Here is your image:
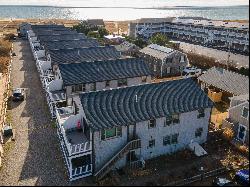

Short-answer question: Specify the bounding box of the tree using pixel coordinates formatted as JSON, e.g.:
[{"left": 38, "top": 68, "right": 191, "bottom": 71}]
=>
[
  {"left": 87, "top": 31, "right": 100, "bottom": 39},
  {"left": 98, "top": 27, "right": 109, "bottom": 38},
  {"left": 134, "top": 38, "right": 148, "bottom": 48},
  {"left": 149, "top": 33, "right": 170, "bottom": 46}
]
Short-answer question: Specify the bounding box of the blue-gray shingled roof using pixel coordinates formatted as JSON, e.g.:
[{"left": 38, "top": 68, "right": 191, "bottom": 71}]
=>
[
  {"left": 49, "top": 46, "right": 121, "bottom": 66},
  {"left": 35, "top": 30, "right": 78, "bottom": 37},
  {"left": 31, "top": 24, "right": 65, "bottom": 29},
  {"left": 80, "top": 78, "right": 214, "bottom": 131},
  {"left": 38, "top": 33, "right": 86, "bottom": 42},
  {"left": 59, "top": 58, "right": 151, "bottom": 86},
  {"left": 42, "top": 39, "right": 100, "bottom": 50},
  {"left": 198, "top": 67, "right": 249, "bottom": 96}
]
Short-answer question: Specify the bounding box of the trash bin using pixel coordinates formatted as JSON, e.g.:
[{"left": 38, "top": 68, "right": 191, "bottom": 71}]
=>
[{"left": 3, "top": 125, "right": 13, "bottom": 137}]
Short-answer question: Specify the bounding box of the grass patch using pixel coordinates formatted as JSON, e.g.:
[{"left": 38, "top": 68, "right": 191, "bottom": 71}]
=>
[{"left": 5, "top": 110, "right": 13, "bottom": 125}]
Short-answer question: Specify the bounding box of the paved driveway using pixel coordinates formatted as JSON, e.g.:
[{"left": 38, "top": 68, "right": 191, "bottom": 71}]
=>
[{"left": 0, "top": 39, "right": 90, "bottom": 186}]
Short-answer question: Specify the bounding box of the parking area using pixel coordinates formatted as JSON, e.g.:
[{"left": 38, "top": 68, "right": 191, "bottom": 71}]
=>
[{"left": 0, "top": 39, "right": 92, "bottom": 186}]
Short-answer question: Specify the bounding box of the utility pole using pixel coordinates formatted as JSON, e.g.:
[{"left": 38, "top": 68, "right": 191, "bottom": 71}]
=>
[{"left": 227, "top": 42, "right": 231, "bottom": 70}]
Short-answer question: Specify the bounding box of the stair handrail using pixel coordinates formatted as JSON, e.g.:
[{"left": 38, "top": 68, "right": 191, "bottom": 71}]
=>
[{"left": 94, "top": 138, "right": 140, "bottom": 178}]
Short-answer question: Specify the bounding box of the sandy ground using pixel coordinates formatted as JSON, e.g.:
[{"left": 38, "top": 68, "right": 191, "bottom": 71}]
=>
[{"left": 0, "top": 18, "right": 129, "bottom": 36}]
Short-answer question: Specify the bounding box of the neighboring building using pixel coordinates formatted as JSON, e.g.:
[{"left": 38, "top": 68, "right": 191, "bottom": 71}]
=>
[
  {"left": 115, "top": 41, "right": 141, "bottom": 56},
  {"left": 128, "top": 17, "right": 249, "bottom": 54},
  {"left": 55, "top": 78, "right": 213, "bottom": 181},
  {"left": 41, "top": 39, "right": 100, "bottom": 51},
  {"left": 104, "top": 34, "right": 125, "bottom": 44},
  {"left": 198, "top": 67, "right": 249, "bottom": 102},
  {"left": 87, "top": 19, "right": 105, "bottom": 28},
  {"left": 18, "top": 22, "right": 31, "bottom": 37},
  {"left": 139, "top": 44, "right": 189, "bottom": 78},
  {"left": 38, "top": 33, "right": 86, "bottom": 42},
  {"left": 54, "top": 57, "right": 151, "bottom": 105},
  {"left": 47, "top": 46, "right": 122, "bottom": 72},
  {"left": 222, "top": 94, "right": 249, "bottom": 146},
  {"left": 34, "top": 30, "right": 78, "bottom": 37}
]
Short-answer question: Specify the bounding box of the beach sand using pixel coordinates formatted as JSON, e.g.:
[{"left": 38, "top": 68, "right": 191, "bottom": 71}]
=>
[{"left": 0, "top": 18, "right": 129, "bottom": 36}]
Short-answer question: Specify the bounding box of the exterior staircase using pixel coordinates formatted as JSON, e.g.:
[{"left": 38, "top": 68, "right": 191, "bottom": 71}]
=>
[{"left": 94, "top": 138, "right": 141, "bottom": 181}]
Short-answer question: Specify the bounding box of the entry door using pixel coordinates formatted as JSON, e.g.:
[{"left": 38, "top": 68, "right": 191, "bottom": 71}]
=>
[
  {"left": 238, "top": 124, "right": 247, "bottom": 143},
  {"left": 167, "top": 67, "right": 171, "bottom": 74}
]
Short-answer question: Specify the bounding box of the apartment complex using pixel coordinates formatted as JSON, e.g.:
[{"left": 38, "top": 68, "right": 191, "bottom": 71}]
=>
[
  {"left": 128, "top": 17, "right": 249, "bottom": 54},
  {"left": 57, "top": 78, "right": 213, "bottom": 180},
  {"left": 26, "top": 23, "right": 213, "bottom": 181}
]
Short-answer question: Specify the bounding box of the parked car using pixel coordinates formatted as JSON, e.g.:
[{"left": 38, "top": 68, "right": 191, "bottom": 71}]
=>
[
  {"left": 12, "top": 88, "right": 25, "bottom": 102},
  {"left": 212, "top": 177, "right": 235, "bottom": 186},
  {"left": 182, "top": 66, "right": 202, "bottom": 78},
  {"left": 234, "top": 169, "right": 249, "bottom": 186}
]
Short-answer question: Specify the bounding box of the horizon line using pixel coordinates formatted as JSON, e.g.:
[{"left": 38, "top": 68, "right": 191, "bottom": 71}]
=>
[{"left": 0, "top": 4, "right": 248, "bottom": 9}]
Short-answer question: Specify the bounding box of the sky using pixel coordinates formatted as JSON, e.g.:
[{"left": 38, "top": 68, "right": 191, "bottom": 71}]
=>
[{"left": 0, "top": 0, "right": 249, "bottom": 7}]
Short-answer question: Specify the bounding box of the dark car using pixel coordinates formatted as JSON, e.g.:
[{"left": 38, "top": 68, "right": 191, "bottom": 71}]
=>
[
  {"left": 235, "top": 169, "right": 249, "bottom": 186},
  {"left": 212, "top": 177, "right": 235, "bottom": 186},
  {"left": 12, "top": 88, "right": 25, "bottom": 102}
]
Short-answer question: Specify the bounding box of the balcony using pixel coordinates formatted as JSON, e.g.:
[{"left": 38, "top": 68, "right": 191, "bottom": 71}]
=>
[
  {"left": 65, "top": 128, "right": 92, "bottom": 155},
  {"left": 71, "top": 164, "right": 92, "bottom": 180}
]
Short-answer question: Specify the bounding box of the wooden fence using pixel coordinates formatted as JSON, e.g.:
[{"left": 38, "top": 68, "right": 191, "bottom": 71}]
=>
[{"left": 163, "top": 167, "right": 228, "bottom": 186}]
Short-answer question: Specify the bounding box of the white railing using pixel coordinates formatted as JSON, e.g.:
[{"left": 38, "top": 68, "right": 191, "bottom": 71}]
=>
[
  {"left": 71, "top": 164, "right": 92, "bottom": 178},
  {"left": 70, "top": 141, "right": 92, "bottom": 155},
  {"left": 59, "top": 125, "right": 92, "bottom": 156}
]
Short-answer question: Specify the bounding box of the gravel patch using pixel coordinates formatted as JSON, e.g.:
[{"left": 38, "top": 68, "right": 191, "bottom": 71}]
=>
[{"left": 0, "top": 39, "right": 92, "bottom": 186}]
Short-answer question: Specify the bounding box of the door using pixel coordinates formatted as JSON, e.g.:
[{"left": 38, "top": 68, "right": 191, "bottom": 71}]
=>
[{"left": 237, "top": 124, "right": 247, "bottom": 143}]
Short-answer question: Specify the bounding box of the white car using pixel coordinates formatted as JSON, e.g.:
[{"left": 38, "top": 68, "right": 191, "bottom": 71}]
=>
[{"left": 182, "top": 67, "right": 202, "bottom": 78}]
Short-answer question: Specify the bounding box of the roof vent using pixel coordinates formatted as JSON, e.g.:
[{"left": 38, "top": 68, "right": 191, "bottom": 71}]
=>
[{"left": 135, "top": 94, "right": 139, "bottom": 103}]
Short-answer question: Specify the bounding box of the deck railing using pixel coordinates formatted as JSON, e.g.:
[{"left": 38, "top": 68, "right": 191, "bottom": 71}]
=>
[
  {"left": 70, "top": 141, "right": 92, "bottom": 155},
  {"left": 71, "top": 164, "right": 92, "bottom": 178}
]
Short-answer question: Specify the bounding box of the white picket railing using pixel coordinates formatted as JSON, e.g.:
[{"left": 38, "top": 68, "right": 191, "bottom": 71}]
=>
[
  {"left": 70, "top": 141, "right": 92, "bottom": 155},
  {"left": 71, "top": 164, "right": 92, "bottom": 178}
]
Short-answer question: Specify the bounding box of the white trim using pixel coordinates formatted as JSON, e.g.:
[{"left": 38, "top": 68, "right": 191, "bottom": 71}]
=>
[
  {"left": 237, "top": 124, "right": 247, "bottom": 143},
  {"left": 241, "top": 106, "right": 249, "bottom": 119}
]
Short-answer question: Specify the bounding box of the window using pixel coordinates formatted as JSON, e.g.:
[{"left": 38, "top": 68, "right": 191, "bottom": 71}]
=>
[
  {"left": 172, "top": 114, "right": 180, "bottom": 124},
  {"left": 148, "top": 139, "right": 155, "bottom": 148},
  {"left": 118, "top": 78, "right": 127, "bottom": 87},
  {"left": 105, "top": 80, "right": 110, "bottom": 87},
  {"left": 242, "top": 107, "right": 249, "bottom": 119},
  {"left": 90, "top": 83, "right": 96, "bottom": 91},
  {"left": 141, "top": 76, "right": 147, "bottom": 83},
  {"left": 101, "top": 127, "right": 122, "bottom": 140},
  {"left": 163, "top": 135, "right": 171, "bottom": 146},
  {"left": 195, "top": 128, "right": 203, "bottom": 138},
  {"left": 171, "top": 133, "right": 179, "bottom": 144},
  {"left": 148, "top": 119, "right": 156, "bottom": 128},
  {"left": 72, "top": 84, "right": 85, "bottom": 93},
  {"left": 197, "top": 109, "right": 205, "bottom": 118},
  {"left": 164, "top": 116, "right": 172, "bottom": 126}
]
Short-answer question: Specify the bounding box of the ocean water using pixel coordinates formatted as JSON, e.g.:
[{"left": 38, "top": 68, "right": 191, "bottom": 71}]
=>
[{"left": 0, "top": 5, "right": 249, "bottom": 21}]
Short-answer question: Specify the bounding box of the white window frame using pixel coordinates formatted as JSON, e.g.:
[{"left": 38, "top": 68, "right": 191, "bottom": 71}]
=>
[
  {"left": 100, "top": 127, "right": 122, "bottom": 141},
  {"left": 241, "top": 107, "right": 249, "bottom": 119},
  {"left": 237, "top": 124, "right": 247, "bottom": 143}
]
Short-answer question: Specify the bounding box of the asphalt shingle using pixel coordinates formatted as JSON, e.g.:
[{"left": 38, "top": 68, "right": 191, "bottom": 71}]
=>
[
  {"left": 49, "top": 46, "right": 121, "bottom": 66},
  {"left": 198, "top": 67, "right": 249, "bottom": 96},
  {"left": 80, "top": 78, "right": 213, "bottom": 131},
  {"left": 42, "top": 39, "right": 100, "bottom": 50},
  {"left": 59, "top": 57, "right": 151, "bottom": 86}
]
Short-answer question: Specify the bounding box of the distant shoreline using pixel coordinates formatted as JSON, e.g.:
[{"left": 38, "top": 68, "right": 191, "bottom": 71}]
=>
[{"left": 0, "top": 4, "right": 248, "bottom": 9}]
